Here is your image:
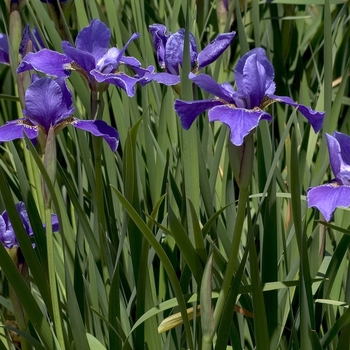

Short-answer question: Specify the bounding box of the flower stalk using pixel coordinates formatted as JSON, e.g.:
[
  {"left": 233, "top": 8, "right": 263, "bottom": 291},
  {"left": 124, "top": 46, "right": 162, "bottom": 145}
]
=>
[
  {"left": 212, "top": 134, "right": 254, "bottom": 340},
  {"left": 45, "top": 207, "right": 65, "bottom": 349}
]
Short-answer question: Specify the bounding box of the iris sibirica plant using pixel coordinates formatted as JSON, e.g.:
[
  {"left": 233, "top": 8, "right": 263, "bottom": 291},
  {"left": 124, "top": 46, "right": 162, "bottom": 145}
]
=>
[
  {"left": 138, "top": 24, "right": 235, "bottom": 87},
  {"left": 0, "top": 74, "right": 119, "bottom": 151},
  {"left": 175, "top": 48, "right": 325, "bottom": 146},
  {"left": 17, "top": 19, "right": 141, "bottom": 96},
  {"left": 0, "top": 202, "right": 59, "bottom": 249},
  {"left": 307, "top": 132, "right": 350, "bottom": 222}
]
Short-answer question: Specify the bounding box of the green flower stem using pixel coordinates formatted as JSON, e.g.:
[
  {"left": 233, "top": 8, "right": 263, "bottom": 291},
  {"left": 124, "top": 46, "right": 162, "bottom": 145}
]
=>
[
  {"left": 23, "top": 146, "right": 45, "bottom": 216},
  {"left": 91, "top": 91, "right": 109, "bottom": 285},
  {"left": 212, "top": 187, "right": 249, "bottom": 328},
  {"left": 45, "top": 207, "right": 65, "bottom": 349},
  {"left": 92, "top": 136, "right": 106, "bottom": 229},
  {"left": 212, "top": 135, "right": 254, "bottom": 340},
  {"left": 90, "top": 91, "right": 105, "bottom": 121}
]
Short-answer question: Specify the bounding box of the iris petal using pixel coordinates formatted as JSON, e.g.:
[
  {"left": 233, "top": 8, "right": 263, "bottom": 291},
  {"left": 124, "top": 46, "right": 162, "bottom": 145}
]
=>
[
  {"left": 240, "top": 54, "right": 270, "bottom": 107},
  {"left": 119, "top": 56, "right": 142, "bottom": 69},
  {"left": 74, "top": 18, "right": 110, "bottom": 61},
  {"left": 17, "top": 49, "right": 72, "bottom": 76},
  {"left": 271, "top": 95, "right": 325, "bottom": 133},
  {"left": 235, "top": 48, "right": 275, "bottom": 96},
  {"left": 174, "top": 99, "right": 223, "bottom": 129},
  {"left": 165, "top": 29, "right": 197, "bottom": 75},
  {"left": 0, "top": 202, "right": 59, "bottom": 248},
  {"left": 307, "top": 184, "right": 350, "bottom": 222},
  {"left": 62, "top": 41, "right": 96, "bottom": 76},
  {"left": 333, "top": 131, "right": 350, "bottom": 166},
  {"left": 149, "top": 24, "right": 168, "bottom": 68},
  {"left": 0, "top": 216, "right": 7, "bottom": 247},
  {"left": 189, "top": 72, "right": 234, "bottom": 103},
  {"left": 197, "top": 32, "right": 235, "bottom": 69},
  {"left": 139, "top": 72, "right": 180, "bottom": 86},
  {"left": 0, "top": 120, "right": 38, "bottom": 142},
  {"left": 208, "top": 105, "right": 271, "bottom": 146},
  {"left": 23, "top": 77, "right": 73, "bottom": 130},
  {"left": 91, "top": 70, "right": 138, "bottom": 97},
  {"left": 72, "top": 119, "right": 119, "bottom": 151},
  {"left": 326, "top": 133, "right": 342, "bottom": 178},
  {"left": 115, "top": 33, "right": 140, "bottom": 63},
  {"left": 53, "top": 78, "right": 74, "bottom": 120}
]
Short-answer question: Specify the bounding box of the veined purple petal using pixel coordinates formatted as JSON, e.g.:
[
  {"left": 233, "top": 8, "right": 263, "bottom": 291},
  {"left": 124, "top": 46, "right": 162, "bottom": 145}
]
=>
[
  {"left": 0, "top": 34, "right": 9, "bottom": 65},
  {"left": 332, "top": 131, "right": 350, "bottom": 166},
  {"left": 17, "top": 49, "right": 72, "bottom": 76},
  {"left": 96, "top": 47, "right": 120, "bottom": 73},
  {"left": 0, "top": 201, "right": 59, "bottom": 249},
  {"left": 62, "top": 41, "right": 96, "bottom": 76},
  {"left": 0, "top": 215, "right": 12, "bottom": 248},
  {"left": 307, "top": 183, "right": 350, "bottom": 222},
  {"left": 165, "top": 29, "right": 197, "bottom": 75},
  {"left": 197, "top": 32, "right": 235, "bottom": 69},
  {"left": 238, "top": 53, "right": 274, "bottom": 107},
  {"left": 75, "top": 19, "right": 110, "bottom": 61},
  {"left": 174, "top": 99, "right": 223, "bottom": 129},
  {"left": 127, "top": 64, "right": 155, "bottom": 79},
  {"left": 115, "top": 33, "right": 140, "bottom": 63},
  {"left": 326, "top": 133, "right": 342, "bottom": 179},
  {"left": 72, "top": 119, "right": 119, "bottom": 151},
  {"left": 235, "top": 48, "right": 275, "bottom": 96},
  {"left": 0, "top": 215, "right": 5, "bottom": 234},
  {"left": 208, "top": 105, "right": 271, "bottom": 146},
  {"left": 52, "top": 77, "right": 75, "bottom": 124},
  {"left": 149, "top": 24, "right": 169, "bottom": 68},
  {"left": 96, "top": 36, "right": 141, "bottom": 74},
  {"left": 23, "top": 77, "right": 74, "bottom": 131},
  {"left": 140, "top": 72, "right": 180, "bottom": 86},
  {"left": 0, "top": 213, "right": 17, "bottom": 248},
  {"left": 271, "top": 95, "right": 325, "bottom": 133},
  {"left": 119, "top": 55, "right": 142, "bottom": 69},
  {"left": 189, "top": 72, "right": 234, "bottom": 103},
  {"left": 91, "top": 70, "right": 138, "bottom": 97},
  {"left": 0, "top": 120, "right": 38, "bottom": 142}
]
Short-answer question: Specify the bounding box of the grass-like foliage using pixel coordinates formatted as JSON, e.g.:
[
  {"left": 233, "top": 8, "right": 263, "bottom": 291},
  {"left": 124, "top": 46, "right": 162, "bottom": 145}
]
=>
[{"left": 0, "top": 0, "right": 349, "bottom": 349}]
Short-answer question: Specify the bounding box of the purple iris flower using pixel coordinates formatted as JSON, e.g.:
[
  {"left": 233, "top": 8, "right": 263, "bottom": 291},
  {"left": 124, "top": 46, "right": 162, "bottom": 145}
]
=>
[
  {"left": 307, "top": 132, "right": 350, "bottom": 222},
  {"left": 0, "top": 75, "right": 119, "bottom": 151},
  {"left": 0, "top": 202, "right": 59, "bottom": 249},
  {"left": 174, "top": 48, "right": 325, "bottom": 146},
  {"left": 17, "top": 19, "right": 141, "bottom": 96},
  {"left": 138, "top": 24, "right": 235, "bottom": 86}
]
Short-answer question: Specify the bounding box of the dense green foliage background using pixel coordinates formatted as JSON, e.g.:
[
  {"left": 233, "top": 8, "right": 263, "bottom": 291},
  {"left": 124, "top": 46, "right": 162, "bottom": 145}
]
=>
[{"left": 0, "top": 0, "right": 350, "bottom": 349}]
